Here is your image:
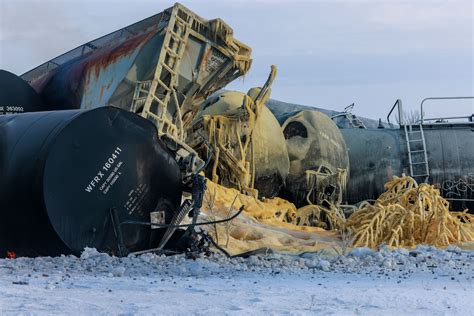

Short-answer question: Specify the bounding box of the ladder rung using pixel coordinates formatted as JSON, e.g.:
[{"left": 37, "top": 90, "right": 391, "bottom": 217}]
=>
[
  {"left": 412, "top": 174, "right": 429, "bottom": 177},
  {"left": 409, "top": 139, "right": 423, "bottom": 142},
  {"left": 169, "top": 31, "right": 185, "bottom": 42},
  {"left": 157, "top": 79, "right": 171, "bottom": 91},
  {"left": 134, "top": 98, "right": 146, "bottom": 105},
  {"left": 408, "top": 131, "right": 421, "bottom": 134},
  {"left": 164, "top": 46, "right": 179, "bottom": 57},
  {"left": 174, "top": 15, "right": 189, "bottom": 26},
  {"left": 165, "top": 45, "right": 183, "bottom": 58},
  {"left": 411, "top": 162, "right": 427, "bottom": 165},
  {"left": 145, "top": 111, "right": 161, "bottom": 121},
  {"left": 410, "top": 150, "right": 425, "bottom": 153},
  {"left": 161, "top": 62, "right": 177, "bottom": 75},
  {"left": 174, "top": 19, "right": 186, "bottom": 30},
  {"left": 153, "top": 95, "right": 167, "bottom": 107}
]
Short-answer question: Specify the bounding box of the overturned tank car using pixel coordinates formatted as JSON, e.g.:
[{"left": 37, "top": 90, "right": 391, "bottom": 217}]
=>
[
  {"left": 0, "top": 107, "right": 182, "bottom": 257},
  {"left": 0, "top": 70, "right": 46, "bottom": 114}
]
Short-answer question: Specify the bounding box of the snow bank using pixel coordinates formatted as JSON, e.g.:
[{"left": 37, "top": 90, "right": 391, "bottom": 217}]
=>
[
  {"left": 1, "top": 246, "right": 473, "bottom": 314},
  {"left": 1, "top": 245, "right": 471, "bottom": 279}
]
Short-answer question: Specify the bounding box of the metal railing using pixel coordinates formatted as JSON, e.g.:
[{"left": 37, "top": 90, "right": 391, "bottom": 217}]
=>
[
  {"left": 386, "top": 99, "right": 403, "bottom": 126},
  {"left": 420, "top": 96, "right": 474, "bottom": 123},
  {"left": 387, "top": 96, "right": 474, "bottom": 127}
]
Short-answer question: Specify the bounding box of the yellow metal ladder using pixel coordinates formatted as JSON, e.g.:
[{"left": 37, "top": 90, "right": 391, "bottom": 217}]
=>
[{"left": 131, "top": 6, "right": 193, "bottom": 141}]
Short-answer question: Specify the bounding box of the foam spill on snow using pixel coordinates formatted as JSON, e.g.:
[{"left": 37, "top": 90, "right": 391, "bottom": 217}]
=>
[{"left": 200, "top": 180, "right": 339, "bottom": 255}]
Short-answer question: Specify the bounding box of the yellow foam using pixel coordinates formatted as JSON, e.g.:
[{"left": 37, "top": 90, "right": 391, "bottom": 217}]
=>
[
  {"left": 201, "top": 179, "right": 339, "bottom": 255},
  {"left": 346, "top": 176, "right": 474, "bottom": 248}
]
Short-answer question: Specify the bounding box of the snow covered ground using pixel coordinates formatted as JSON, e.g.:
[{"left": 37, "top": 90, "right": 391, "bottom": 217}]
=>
[{"left": 1, "top": 246, "right": 473, "bottom": 315}]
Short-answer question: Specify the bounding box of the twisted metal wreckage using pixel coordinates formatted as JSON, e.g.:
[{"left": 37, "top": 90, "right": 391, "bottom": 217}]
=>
[{"left": 0, "top": 3, "right": 473, "bottom": 258}]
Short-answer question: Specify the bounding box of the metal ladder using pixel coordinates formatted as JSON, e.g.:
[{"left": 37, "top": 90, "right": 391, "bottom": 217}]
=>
[
  {"left": 131, "top": 6, "right": 193, "bottom": 141},
  {"left": 404, "top": 123, "right": 430, "bottom": 183}
]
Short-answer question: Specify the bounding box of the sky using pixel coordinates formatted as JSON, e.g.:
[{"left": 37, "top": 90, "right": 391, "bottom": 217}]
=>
[{"left": 0, "top": 0, "right": 473, "bottom": 120}]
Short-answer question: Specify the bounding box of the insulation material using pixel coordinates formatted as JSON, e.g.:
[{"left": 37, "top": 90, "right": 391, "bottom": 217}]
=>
[
  {"left": 200, "top": 180, "right": 339, "bottom": 255},
  {"left": 346, "top": 176, "right": 474, "bottom": 248}
]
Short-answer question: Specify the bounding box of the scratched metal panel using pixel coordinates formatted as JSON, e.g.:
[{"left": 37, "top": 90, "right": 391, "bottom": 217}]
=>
[
  {"left": 31, "top": 29, "right": 159, "bottom": 111},
  {"left": 80, "top": 51, "right": 140, "bottom": 109}
]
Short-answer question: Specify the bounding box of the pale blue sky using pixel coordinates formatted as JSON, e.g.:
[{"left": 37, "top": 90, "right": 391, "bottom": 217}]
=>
[{"left": 0, "top": 0, "right": 472, "bottom": 119}]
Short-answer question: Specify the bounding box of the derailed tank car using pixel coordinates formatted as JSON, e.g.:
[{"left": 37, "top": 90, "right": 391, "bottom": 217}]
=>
[
  {"left": 274, "top": 98, "right": 474, "bottom": 211},
  {"left": 278, "top": 110, "right": 349, "bottom": 207},
  {"left": 0, "top": 70, "right": 46, "bottom": 114},
  {"left": 270, "top": 98, "right": 474, "bottom": 211},
  {"left": 341, "top": 116, "right": 474, "bottom": 211},
  {"left": 0, "top": 107, "right": 182, "bottom": 257},
  {"left": 190, "top": 87, "right": 290, "bottom": 198}
]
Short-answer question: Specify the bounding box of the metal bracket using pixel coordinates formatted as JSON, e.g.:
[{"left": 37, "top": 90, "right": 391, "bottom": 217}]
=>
[
  {"left": 150, "top": 211, "right": 166, "bottom": 229},
  {"left": 109, "top": 208, "right": 130, "bottom": 257}
]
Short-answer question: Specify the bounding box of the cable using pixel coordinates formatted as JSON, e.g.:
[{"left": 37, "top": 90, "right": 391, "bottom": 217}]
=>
[
  {"left": 208, "top": 237, "right": 231, "bottom": 257},
  {"left": 120, "top": 205, "right": 245, "bottom": 229}
]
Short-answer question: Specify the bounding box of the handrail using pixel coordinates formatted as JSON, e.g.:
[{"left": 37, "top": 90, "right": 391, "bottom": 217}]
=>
[
  {"left": 330, "top": 113, "right": 349, "bottom": 119},
  {"left": 420, "top": 96, "right": 474, "bottom": 123},
  {"left": 386, "top": 99, "right": 403, "bottom": 127},
  {"left": 423, "top": 115, "right": 474, "bottom": 122}
]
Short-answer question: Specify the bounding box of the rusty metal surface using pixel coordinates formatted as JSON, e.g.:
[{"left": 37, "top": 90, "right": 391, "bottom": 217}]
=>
[
  {"left": 20, "top": 3, "right": 252, "bottom": 118},
  {"left": 21, "top": 10, "right": 168, "bottom": 84},
  {"left": 78, "top": 30, "right": 158, "bottom": 109},
  {"left": 32, "top": 29, "right": 158, "bottom": 111}
]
